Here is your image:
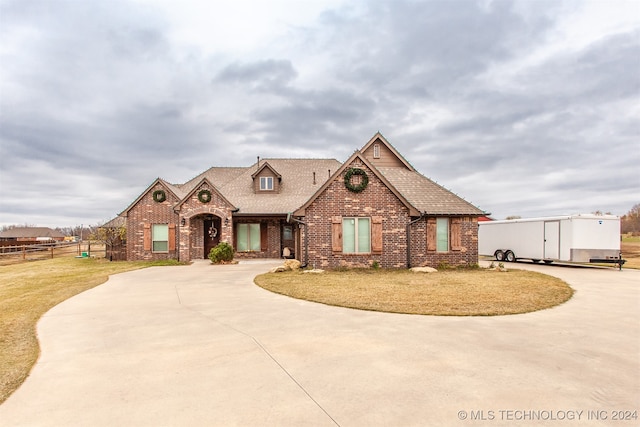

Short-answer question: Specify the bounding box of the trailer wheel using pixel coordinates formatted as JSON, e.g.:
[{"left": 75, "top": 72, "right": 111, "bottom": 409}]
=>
[
  {"left": 495, "top": 250, "right": 505, "bottom": 261},
  {"left": 532, "top": 259, "right": 540, "bottom": 263},
  {"left": 505, "top": 251, "right": 516, "bottom": 262},
  {"left": 543, "top": 260, "right": 553, "bottom": 264}
]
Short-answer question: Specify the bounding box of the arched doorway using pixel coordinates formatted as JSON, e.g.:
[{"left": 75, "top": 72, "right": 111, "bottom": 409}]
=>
[{"left": 203, "top": 215, "right": 221, "bottom": 258}]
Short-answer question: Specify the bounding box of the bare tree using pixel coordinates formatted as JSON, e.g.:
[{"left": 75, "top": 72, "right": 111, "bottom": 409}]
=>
[
  {"left": 621, "top": 204, "right": 640, "bottom": 234},
  {"left": 1, "top": 223, "right": 36, "bottom": 232},
  {"left": 90, "top": 220, "right": 126, "bottom": 260}
]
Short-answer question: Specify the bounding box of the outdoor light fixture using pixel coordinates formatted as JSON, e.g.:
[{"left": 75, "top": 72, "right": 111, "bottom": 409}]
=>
[
  {"left": 224, "top": 217, "right": 229, "bottom": 226},
  {"left": 181, "top": 218, "right": 186, "bottom": 226}
]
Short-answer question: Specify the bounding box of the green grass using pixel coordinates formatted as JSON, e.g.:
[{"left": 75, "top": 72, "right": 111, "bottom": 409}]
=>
[
  {"left": 0, "top": 257, "right": 181, "bottom": 404},
  {"left": 255, "top": 268, "right": 574, "bottom": 316}
]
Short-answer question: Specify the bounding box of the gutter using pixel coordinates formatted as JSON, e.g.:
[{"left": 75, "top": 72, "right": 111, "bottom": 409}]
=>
[{"left": 406, "top": 212, "right": 426, "bottom": 269}]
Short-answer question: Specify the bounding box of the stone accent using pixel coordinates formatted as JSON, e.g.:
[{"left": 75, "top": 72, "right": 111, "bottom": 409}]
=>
[{"left": 410, "top": 267, "right": 438, "bottom": 273}]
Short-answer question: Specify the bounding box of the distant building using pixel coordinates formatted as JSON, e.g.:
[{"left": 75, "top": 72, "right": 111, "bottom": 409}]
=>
[{"left": 0, "top": 227, "right": 65, "bottom": 242}]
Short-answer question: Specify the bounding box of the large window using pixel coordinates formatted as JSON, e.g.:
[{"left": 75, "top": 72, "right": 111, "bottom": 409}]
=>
[
  {"left": 342, "top": 217, "right": 371, "bottom": 253},
  {"left": 152, "top": 224, "right": 169, "bottom": 252},
  {"left": 237, "top": 223, "right": 261, "bottom": 251},
  {"left": 436, "top": 217, "right": 449, "bottom": 252},
  {"left": 260, "top": 176, "right": 273, "bottom": 191}
]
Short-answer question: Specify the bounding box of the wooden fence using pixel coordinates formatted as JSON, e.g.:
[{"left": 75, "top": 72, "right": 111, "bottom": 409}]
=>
[{"left": 0, "top": 241, "right": 108, "bottom": 266}]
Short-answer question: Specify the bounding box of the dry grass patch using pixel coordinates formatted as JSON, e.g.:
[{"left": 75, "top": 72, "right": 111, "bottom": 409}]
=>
[
  {"left": 255, "top": 268, "right": 573, "bottom": 316},
  {"left": 0, "top": 257, "right": 179, "bottom": 404},
  {"left": 621, "top": 238, "right": 640, "bottom": 269}
]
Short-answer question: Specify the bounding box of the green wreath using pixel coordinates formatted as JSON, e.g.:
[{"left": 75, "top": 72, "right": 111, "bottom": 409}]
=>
[
  {"left": 198, "top": 189, "right": 212, "bottom": 203},
  {"left": 344, "top": 168, "right": 369, "bottom": 193},
  {"left": 152, "top": 190, "right": 166, "bottom": 203}
]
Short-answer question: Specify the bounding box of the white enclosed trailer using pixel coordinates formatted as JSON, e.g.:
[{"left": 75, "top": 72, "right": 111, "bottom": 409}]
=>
[{"left": 478, "top": 214, "right": 624, "bottom": 267}]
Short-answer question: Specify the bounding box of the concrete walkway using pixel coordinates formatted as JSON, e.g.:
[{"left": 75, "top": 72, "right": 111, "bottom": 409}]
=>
[{"left": 1, "top": 260, "right": 638, "bottom": 426}]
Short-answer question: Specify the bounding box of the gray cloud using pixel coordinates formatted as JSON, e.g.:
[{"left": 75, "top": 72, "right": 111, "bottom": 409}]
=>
[
  {"left": 215, "top": 59, "right": 298, "bottom": 89},
  {"left": 1, "top": 0, "right": 638, "bottom": 227}
]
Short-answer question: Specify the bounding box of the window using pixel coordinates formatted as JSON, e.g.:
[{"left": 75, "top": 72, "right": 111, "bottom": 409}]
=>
[
  {"left": 436, "top": 217, "right": 449, "bottom": 252},
  {"left": 342, "top": 217, "right": 371, "bottom": 253},
  {"left": 373, "top": 143, "right": 380, "bottom": 159},
  {"left": 237, "top": 223, "right": 261, "bottom": 251},
  {"left": 152, "top": 224, "right": 169, "bottom": 252},
  {"left": 260, "top": 176, "right": 273, "bottom": 191},
  {"left": 283, "top": 226, "right": 293, "bottom": 240}
]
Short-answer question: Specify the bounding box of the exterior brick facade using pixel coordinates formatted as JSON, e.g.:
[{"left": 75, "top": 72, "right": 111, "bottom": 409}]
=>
[
  {"left": 301, "top": 159, "right": 480, "bottom": 269},
  {"left": 303, "top": 159, "right": 411, "bottom": 269},
  {"left": 126, "top": 182, "right": 180, "bottom": 261},
  {"left": 122, "top": 133, "right": 485, "bottom": 267}
]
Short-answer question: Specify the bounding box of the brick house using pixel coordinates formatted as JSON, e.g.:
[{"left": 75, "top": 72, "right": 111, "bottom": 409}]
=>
[{"left": 121, "top": 133, "right": 486, "bottom": 268}]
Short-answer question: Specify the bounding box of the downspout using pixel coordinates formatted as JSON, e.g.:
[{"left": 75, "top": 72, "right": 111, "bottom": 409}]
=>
[
  {"left": 406, "top": 212, "right": 426, "bottom": 269},
  {"left": 287, "top": 214, "right": 308, "bottom": 268},
  {"left": 174, "top": 208, "right": 181, "bottom": 262}
]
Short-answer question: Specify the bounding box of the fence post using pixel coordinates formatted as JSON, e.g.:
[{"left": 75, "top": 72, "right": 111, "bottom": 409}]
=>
[{"left": 23, "top": 245, "right": 26, "bottom": 260}]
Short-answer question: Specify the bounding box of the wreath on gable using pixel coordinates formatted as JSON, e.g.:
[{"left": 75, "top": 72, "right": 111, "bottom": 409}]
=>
[
  {"left": 344, "top": 168, "right": 369, "bottom": 193},
  {"left": 198, "top": 189, "right": 212, "bottom": 203},
  {"left": 152, "top": 190, "right": 166, "bottom": 203}
]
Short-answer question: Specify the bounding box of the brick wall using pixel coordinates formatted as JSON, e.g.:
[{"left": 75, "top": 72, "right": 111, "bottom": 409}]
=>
[
  {"left": 304, "top": 160, "right": 411, "bottom": 269},
  {"left": 126, "top": 183, "right": 180, "bottom": 261},
  {"left": 303, "top": 160, "right": 479, "bottom": 269},
  {"left": 234, "top": 217, "right": 283, "bottom": 259},
  {"left": 178, "top": 184, "right": 234, "bottom": 261},
  {"left": 409, "top": 216, "right": 479, "bottom": 268}
]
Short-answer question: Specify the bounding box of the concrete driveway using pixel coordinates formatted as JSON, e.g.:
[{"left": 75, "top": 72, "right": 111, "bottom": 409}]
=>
[{"left": 1, "top": 260, "right": 638, "bottom": 427}]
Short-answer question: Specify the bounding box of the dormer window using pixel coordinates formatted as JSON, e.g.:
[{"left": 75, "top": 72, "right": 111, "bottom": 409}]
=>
[
  {"left": 373, "top": 143, "right": 380, "bottom": 159},
  {"left": 260, "top": 176, "right": 274, "bottom": 191}
]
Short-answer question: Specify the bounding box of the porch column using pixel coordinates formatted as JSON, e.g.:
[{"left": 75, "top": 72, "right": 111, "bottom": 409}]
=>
[{"left": 178, "top": 217, "right": 191, "bottom": 261}]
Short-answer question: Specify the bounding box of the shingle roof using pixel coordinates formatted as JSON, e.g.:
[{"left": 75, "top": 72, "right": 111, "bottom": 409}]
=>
[
  {"left": 0, "top": 227, "right": 65, "bottom": 239},
  {"left": 213, "top": 159, "right": 341, "bottom": 214},
  {"left": 102, "top": 216, "right": 126, "bottom": 228},
  {"left": 377, "top": 167, "right": 485, "bottom": 216},
  {"left": 177, "top": 167, "right": 247, "bottom": 199},
  {"left": 152, "top": 159, "right": 341, "bottom": 215},
  {"left": 123, "top": 133, "right": 484, "bottom": 217}
]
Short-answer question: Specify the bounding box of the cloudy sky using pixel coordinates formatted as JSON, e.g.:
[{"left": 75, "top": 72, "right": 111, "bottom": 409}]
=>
[{"left": 1, "top": 0, "right": 638, "bottom": 228}]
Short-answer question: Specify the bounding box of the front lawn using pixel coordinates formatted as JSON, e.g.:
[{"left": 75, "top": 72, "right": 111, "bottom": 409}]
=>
[{"left": 255, "top": 268, "right": 574, "bottom": 316}]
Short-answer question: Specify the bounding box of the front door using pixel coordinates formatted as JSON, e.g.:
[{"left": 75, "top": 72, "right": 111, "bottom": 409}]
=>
[{"left": 204, "top": 217, "right": 221, "bottom": 258}]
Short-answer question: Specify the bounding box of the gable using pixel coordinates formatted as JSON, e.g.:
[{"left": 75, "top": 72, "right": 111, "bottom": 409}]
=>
[
  {"left": 223, "top": 158, "right": 341, "bottom": 214},
  {"left": 122, "top": 178, "right": 179, "bottom": 216},
  {"left": 174, "top": 177, "right": 236, "bottom": 212},
  {"left": 251, "top": 162, "right": 281, "bottom": 193},
  {"left": 360, "top": 132, "right": 414, "bottom": 170},
  {"left": 362, "top": 140, "right": 407, "bottom": 168},
  {"left": 294, "top": 151, "right": 420, "bottom": 217}
]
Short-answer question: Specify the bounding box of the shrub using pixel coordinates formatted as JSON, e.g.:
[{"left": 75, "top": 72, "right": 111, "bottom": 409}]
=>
[
  {"left": 208, "top": 242, "right": 234, "bottom": 264},
  {"left": 437, "top": 261, "right": 450, "bottom": 270}
]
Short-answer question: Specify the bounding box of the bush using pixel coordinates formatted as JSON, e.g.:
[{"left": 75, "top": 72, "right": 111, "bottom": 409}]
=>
[{"left": 208, "top": 242, "right": 234, "bottom": 264}]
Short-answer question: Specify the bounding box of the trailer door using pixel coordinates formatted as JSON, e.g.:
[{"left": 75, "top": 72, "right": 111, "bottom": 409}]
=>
[{"left": 544, "top": 221, "right": 560, "bottom": 259}]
